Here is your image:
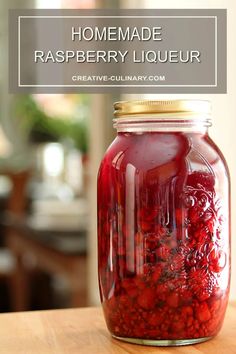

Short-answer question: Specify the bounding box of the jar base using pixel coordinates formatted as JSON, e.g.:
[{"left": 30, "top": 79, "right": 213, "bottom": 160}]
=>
[{"left": 112, "top": 335, "right": 213, "bottom": 347}]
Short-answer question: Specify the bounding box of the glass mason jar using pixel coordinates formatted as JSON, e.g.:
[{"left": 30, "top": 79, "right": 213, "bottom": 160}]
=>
[{"left": 97, "top": 100, "right": 230, "bottom": 346}]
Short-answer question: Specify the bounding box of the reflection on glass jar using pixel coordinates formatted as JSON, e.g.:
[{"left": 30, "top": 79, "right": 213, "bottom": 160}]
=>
[{"left": 97, "top": 100, "right": 230, "bottom": 346}]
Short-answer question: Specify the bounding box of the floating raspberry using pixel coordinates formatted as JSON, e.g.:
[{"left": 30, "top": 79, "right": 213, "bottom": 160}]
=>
[
  {"left": 156, "top": 245, "right": 171, "bottom": 261},
  {"left": 166, "top": 292, "right": 179, "bottom": 308},
  {"left": 187, "top": 172, "right": 215, "bottom": 190},
  {"left": 171, "top": 319, "right": 185, "bottom": 333},
  {"left": 152, "top": 265, "right": 162, "bottom": 282},
  {"left": 144, "top": 233, "right": 159, "bottom": 251},
  {"left": 137, "top": 288, "right": 156, "bottom": 310},
  {"left": 189, "top": 206, "right": 201, "bottom": 223},
  {"left": 156, "top": 283, "right": 168, "bottom": 301},
  {"left": 186, "top": 249, "right": 203, "bottom": 268},
  {"left": 134, "top": 277, "right": 147, "bottom": 290},
  {"left": 148, "top": 310, "right": 164, "bottom": 326},
  {"left": 141, "top": 263, "right": 155, "bottom": 278},
  {"left": 196, "top": 302, "right": 211, "bottom": 322},
  {"left": 188, "top": 268, "right": 216, "bottom": 301},
  {"left": 122, "top": 279, "right": 139, "bottom": 298},
  {"left": 181, "top": 306, "right": 193, "bottom": 317},
  {"left": 179, "top": 288, "right": 193, "bottom": 305},
  {"left": 194, "top": 227, "right": 210, "bottom": 243},
  {"left": 170, "top": 254, "right": 185, "bottom": 272}
]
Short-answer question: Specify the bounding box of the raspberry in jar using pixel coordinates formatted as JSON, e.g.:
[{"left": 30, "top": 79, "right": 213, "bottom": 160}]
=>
[{"left": 97, "top": 100, "right": 230, "bottom": 346}]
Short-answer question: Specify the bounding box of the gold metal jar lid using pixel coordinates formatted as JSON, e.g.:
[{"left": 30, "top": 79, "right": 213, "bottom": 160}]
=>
[{"left": 114, "top": 100, "right": 211, "bottom": 118}]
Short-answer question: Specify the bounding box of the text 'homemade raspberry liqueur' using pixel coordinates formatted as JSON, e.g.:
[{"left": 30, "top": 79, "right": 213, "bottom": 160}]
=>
[{"left": 97, "top": 100, "right": 230, "bottom": 346}]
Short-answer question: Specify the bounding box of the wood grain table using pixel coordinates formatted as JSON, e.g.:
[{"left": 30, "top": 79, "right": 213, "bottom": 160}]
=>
[{"left": 0, "top": 303, "right": 235, "bottom": 354}]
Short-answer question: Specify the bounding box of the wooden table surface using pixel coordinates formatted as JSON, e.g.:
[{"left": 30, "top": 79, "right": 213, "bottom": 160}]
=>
[{"left": 0, "top": 303, "right": 235, "bottom": 354}]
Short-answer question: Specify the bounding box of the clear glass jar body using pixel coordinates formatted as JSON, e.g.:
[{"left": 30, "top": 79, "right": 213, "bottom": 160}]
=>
[{"left": 97, "top": 116, "right": 230, "bottom": 346}]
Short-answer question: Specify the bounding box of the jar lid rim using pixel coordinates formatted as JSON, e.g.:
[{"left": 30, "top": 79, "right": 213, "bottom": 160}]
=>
[{"left": 114, "top": 99, "right": 211, "bottom": 118}]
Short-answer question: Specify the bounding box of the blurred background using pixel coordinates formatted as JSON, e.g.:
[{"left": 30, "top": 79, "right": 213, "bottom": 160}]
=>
[{"left": 0, "top": 0, "right": 235, "bottom": 312}]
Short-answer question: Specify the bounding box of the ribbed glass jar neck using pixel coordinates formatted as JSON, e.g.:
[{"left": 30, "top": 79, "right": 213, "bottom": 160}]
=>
[{"left": 114, "top": 114, "right": 211, "bottom": 133}]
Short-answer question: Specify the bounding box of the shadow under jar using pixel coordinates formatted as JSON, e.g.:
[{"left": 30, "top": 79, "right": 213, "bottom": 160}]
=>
[{"left": 97, "top": 100, "right": 230, "bottom": 346}]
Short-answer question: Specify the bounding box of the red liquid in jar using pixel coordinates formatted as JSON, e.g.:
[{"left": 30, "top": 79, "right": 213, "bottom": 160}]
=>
[{"left": 98, "top": 131, "right": 230, "bottom": 341}]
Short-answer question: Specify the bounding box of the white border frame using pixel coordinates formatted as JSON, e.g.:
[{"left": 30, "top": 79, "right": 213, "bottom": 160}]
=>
[{"left": 17, "top": 15, "right": 218, "bottom": 88}]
